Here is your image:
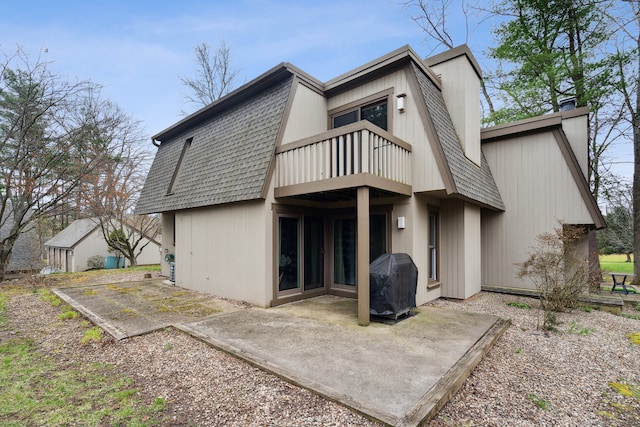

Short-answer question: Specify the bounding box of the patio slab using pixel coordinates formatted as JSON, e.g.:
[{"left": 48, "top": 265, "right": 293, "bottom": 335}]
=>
[{"left": 54, "top": 282, "right": 508, "bottom": 426}]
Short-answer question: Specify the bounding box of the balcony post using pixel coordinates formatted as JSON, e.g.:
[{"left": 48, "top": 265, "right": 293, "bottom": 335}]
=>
[{"left": 357, "top": 186, "right": 370, "bottom": 326}]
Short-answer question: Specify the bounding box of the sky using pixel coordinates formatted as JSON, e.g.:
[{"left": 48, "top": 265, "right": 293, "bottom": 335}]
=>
[{"left": 0, "top": 0, "right": 633, "bottom": 181}]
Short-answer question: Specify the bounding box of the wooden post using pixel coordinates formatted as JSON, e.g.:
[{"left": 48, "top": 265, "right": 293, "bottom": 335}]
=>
[{"left": 357, "top": 186, "right": 370, "bottom": 326}]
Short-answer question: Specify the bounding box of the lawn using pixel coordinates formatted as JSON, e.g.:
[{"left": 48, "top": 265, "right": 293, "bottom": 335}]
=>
[
  {"left": 0, "top": 277, "right": 166, "bottom": 426},
  {"left": 600, "top": 254, "right": 634, "bottom": 274}
]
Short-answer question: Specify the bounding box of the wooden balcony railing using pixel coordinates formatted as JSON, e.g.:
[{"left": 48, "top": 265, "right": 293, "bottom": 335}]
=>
[{"left": 274, "top": 121, "right": 412, "bottom": 197}]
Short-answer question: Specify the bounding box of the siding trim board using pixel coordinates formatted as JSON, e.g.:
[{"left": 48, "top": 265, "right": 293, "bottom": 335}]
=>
[{"left": 552, "top": 128, "right": 606, "bottom": 229}]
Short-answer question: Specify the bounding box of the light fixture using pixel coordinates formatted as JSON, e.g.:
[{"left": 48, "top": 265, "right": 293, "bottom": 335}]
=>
[
  {"left": 396, "top": 93, "right": 406, "bottom": 113},
  {"left": 397, "top": 216, "right": 406, "bottom": 229}
]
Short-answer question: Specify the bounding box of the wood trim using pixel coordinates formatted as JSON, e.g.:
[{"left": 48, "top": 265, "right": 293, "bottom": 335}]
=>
[
  {"left": 274, "top": 173, "right": 412, "bottom": 199},
  {"left": 325, "top": 45, "right": 442, "bottom": 93},
  {"left": 481, "top": 108, "right": 590, "bottom": 143},
  {"left": 551, "top": 128, "right": 606, "bottom": 229},
  {"left": 424, "top": 44, "right": 483, "bottom": 80},
  {"left": 357, "top": 187, "right": 370, "bottom": 326},
  {"left": 276, "top": 120, "right": 412, "bottom": 154},
  {"left": 261, "top": 76, "right": 298, "bottom": 199}
]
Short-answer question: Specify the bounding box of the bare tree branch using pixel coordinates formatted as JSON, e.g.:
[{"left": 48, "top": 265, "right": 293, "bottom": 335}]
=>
[{"left": 179, "top": 40, "right": 239, "bottom": 111}]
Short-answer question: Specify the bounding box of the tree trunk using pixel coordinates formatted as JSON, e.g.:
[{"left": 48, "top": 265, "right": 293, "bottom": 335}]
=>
[
  {"left": 627, "top": 252, "right": 632, "bottom": 263},
  {"left": 634, "top": 27, "right": 640, "bottom": 286},
  {"left": 0, "top": 248, "right": 11, "bottom": 283}
]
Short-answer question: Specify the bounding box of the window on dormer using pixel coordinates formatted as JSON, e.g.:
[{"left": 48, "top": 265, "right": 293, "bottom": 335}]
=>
[
  {"left": 331, "top": 100, "right": 388, "bottom": 131},
  {"left": 167, "top": 137, "right": 192, "bottom": 195}
]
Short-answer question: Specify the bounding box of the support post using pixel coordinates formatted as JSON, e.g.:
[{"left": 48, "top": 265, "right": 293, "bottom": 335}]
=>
[{"left": 357, "top": 186, "right": 370, "bottom": 326}]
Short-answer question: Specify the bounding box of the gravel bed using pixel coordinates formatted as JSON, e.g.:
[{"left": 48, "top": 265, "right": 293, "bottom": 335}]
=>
[{"left": 3, "top": 274, "right": 640, "bottom": 426}]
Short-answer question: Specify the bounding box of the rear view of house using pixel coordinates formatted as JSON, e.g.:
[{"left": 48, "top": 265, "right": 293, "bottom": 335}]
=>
[{"left": 136, "top": 45, "right": 603, "bottom": 324}]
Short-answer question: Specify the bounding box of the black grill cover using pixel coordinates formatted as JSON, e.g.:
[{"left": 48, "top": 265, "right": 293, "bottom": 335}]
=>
[{"left": 369, "top": 253, "right": 418, "bottom": 316}]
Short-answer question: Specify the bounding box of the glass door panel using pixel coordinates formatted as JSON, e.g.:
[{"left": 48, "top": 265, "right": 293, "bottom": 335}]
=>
[
  {"left": 333, "top": 218, "right": 356, "bottom": 286},
  {"left": 304, "top": 216, "right": 324, "bottom": 291},
  {"left": 278, "top": 217, "right": 300, "bottom": 292}
]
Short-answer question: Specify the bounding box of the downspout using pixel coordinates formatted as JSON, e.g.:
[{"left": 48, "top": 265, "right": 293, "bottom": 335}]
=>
[{"left": 152, "top": 138, "right": 160, "bottom": 147}]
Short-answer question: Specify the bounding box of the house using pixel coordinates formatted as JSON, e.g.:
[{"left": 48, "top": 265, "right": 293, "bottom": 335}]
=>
[
  {"left": 136, "top": 45, "right": 604, "bottom": 325},
  {"left": 0, "top": 211, "right": 42, "bottom": 273},
  {"left": 45, "top": 218, "right": 161, "bottom": 272}
]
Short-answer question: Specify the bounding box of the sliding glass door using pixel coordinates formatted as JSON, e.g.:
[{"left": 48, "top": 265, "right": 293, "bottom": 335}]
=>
[{"left": 278, "top": 215, "right": 325, "bottom": 294}]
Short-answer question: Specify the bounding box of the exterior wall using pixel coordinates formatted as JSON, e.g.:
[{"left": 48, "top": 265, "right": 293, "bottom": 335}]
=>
[
  {"left": 481, "top": 132, "right": 594, "bottom": 289},
  {"left": 73, "top": 229, "right": 112, "bottom": 272},
  {"left": 428, "top": 55, "right": 481, "bottom": 166},
  {"left": 440, "top": 200, "right": 481, "bottom": 299},
  {"left": 174, "top": 201, "right": 270, "bottom": 307},
  {"left": 390, "top": 195, "right": 442, "bottom": 305},
  {"left": 132, "top": 235, "right": 161, "bottom": 266},
  {"left": 561, "top": 112, "right": 589, "bottom": 178},
  {"left": 280, "top": 82, "right": 327, "bottom": 144}
]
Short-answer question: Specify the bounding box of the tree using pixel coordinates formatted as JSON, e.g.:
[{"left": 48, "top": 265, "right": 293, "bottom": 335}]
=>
[
  {"left": 608, "top": 0, "right": 639, "bottom": 283},
  {"left": 518, "top": 224, "right": 590, "bottom": 330},
  {"left": 0, "top": 48, "right": 125, "bottom": 282},
  {"left": 180, "top": 40, "right": 239, "bottom": 110},
  {"left": 74, "top": 94, "right": 158, "bottom": 268},
  {"left": 406, "top": 0, "right": 497, "bottom": 116}
]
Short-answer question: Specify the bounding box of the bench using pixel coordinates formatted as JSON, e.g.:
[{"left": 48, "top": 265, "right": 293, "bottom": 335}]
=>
[{"left": 609, "top": 272, "right": 635, "bottom": 295}]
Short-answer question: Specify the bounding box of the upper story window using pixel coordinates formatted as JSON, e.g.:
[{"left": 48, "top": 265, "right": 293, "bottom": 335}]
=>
[{"left": 331, "top": 100, "right": 388, "bottom": 131}]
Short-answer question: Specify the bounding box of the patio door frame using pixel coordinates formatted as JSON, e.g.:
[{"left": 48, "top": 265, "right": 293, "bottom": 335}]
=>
[
  {"left": 273, "top": 205, "right": 391, "bottom": 305},
  {"left": 274, "top": 208, "right": 329, "bottom": 301}
]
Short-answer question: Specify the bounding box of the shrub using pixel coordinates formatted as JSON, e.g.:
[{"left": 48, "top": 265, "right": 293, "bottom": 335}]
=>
[
  {"left": 517, "top": 224, "right": 590, "bottom": 330},
  {"left": 87, "top": 255, "right": 105, "bottom": 270}
]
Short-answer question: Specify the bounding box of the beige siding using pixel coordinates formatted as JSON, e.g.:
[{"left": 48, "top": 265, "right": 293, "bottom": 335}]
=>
[
  {"left": 482, "top": 133, "right": 593, "bottom": 289},
  {"left": 440, "top": 200, "right": 481, "bottom": 299},
  {"left": 73, "top": 229, "right": 112, "bottom": 272},
  {"left": 280, "top": 82, "right": 327, "bottom": 145},
  {"left": 174, "top": 201, "right": 270, "bottom": 307},
  {"left": 561, "top": 113, "right": 589, "bottom": 178},
  {"left": 429, "top": 55, "right": 481, "bottom": 166},
  {"left": 132, "top": 235, "right": 161, "bottom": 266}
]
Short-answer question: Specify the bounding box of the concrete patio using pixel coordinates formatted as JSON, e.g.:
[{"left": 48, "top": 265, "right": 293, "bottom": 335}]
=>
[{"left": 54, "top": 280, "right": 509, "bottom": 426}]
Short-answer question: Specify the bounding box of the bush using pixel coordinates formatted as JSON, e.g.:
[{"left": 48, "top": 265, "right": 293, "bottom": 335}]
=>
[
  {"left": 518, "top": 224, "right": 590, "bottom": 330},
  {"left": 87, "top": 255, "right": 105, "bottom": 270}
]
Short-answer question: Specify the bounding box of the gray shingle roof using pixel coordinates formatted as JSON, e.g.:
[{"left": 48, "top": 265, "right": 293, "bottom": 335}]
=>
[
  {"left": 136, "top": 73, "right": 294, "bottom": 214},
  {"left": 0, "top": 210, "right": 42, "bottom": 272},
  {"left": 411, "top": 62, "right": 505, "bottom": 211},
  {"left": 44, "top": 218, "right": 99, "bottom": 249}
]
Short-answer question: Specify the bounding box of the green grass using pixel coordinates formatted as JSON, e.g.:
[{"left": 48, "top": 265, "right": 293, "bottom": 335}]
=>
[
  {"left": 0, "top": 289, "right": 164, "bottom": 426},
  {"left": 600, "top": 254, "right": 634, "bottom": 274},
  {"left": 508, "top": 302, "right": 532, "bottom": 309},
  {"left": 0, "top": 338, "right": 163, "bottom": 426},
  {"left": 0, "top": 294, "right": 8, "bottom": 331}
]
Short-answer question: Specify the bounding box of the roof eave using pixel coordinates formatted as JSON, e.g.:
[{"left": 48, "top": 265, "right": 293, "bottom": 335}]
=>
[
  {"left": 152, "top": 63, "right": 299, "bottom": 143},
  {"left": 324, "top": 45, "right": 442, "bottom": 95}
]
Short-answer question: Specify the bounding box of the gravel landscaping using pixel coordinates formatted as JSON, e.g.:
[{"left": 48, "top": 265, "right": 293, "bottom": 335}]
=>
[{"left": 2, "top": 271, "right": 640, "bottom": 426}]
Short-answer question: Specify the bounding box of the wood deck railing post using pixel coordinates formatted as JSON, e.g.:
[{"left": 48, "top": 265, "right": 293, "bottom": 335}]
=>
[{"left": 357, "top": 186, "right": 370, "bottom": 326}]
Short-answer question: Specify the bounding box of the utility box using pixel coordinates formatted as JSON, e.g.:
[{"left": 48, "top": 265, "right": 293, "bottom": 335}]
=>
[{"left": 369, "top": 253, "right": 418, "bottom": 319}]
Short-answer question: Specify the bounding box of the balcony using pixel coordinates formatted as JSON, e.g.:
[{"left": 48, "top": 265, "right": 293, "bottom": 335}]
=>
[{"left": 274, "top": 121, "right": 412, "bottom": 199}]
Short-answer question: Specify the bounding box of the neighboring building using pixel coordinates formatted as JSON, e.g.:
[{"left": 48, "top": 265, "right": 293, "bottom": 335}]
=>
[
  {"left": 45, "top": 218, "right": 161, "bottom": 272},
  {"left": 136, "top": 45, "right": 603, "bottom": 324},
  {"left": 0, "top": 212, "right": 42, "bottom": 273}
]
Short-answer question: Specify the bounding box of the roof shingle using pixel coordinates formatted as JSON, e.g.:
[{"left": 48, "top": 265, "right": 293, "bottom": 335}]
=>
[{"left": 136, "top": 74, "right": 293, "bottom": 214}]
